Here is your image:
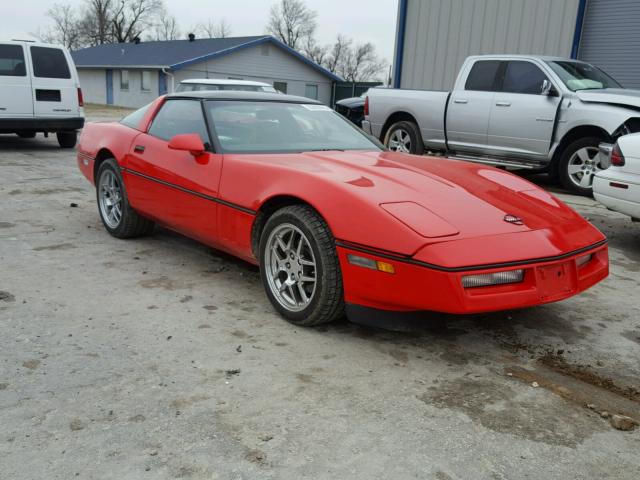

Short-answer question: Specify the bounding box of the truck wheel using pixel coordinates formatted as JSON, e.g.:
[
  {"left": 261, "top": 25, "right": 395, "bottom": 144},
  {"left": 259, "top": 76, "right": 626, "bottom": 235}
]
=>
[
  {"left": 57, "top": 131, "right": 77, "bottom": 148},
  {"left": 558, "top": 137, "right": 605, "bottom": 196},
  {"left": 384, "top": 121, "right": 424, "bottom": 155}
]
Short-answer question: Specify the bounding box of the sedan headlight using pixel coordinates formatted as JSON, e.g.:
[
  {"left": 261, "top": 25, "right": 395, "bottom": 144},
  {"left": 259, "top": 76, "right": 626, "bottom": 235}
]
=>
[{"left": 462, "top": 270, "right": 524, "bottom": 288}]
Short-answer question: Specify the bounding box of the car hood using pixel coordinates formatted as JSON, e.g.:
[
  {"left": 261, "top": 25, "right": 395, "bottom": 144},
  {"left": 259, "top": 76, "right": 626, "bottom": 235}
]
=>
[
  {"left": 288, "top": 150, "right": 605, "bottom": 261},
  {"left": 576, "top": 88, "right": 640, "bottom": 110}
]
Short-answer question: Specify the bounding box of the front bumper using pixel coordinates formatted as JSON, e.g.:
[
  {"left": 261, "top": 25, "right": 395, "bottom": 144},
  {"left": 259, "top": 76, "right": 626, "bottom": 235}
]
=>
[{"left": 337, "top": 241, "right": 608, "bottom": 315}]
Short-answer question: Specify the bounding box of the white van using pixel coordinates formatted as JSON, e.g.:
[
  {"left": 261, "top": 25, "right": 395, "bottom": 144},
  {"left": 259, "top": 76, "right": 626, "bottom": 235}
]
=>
[{"left": 0, "top": 40, "right": 84, "bottom": 148}]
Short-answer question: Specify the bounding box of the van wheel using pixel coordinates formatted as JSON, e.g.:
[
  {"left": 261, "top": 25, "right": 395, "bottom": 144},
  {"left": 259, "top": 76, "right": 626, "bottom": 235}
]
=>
[
  {"left": 57, "top": 131, "right": 77, "bottom": 148},
  {"left": 384, "top": 121, "right": 424, "bottom": 155},
  {"left": 17, "top": 132, "right": 36, "bottom": 139},
  {"left": 558, "top": 137, "right": 604, "bottom": 196}
]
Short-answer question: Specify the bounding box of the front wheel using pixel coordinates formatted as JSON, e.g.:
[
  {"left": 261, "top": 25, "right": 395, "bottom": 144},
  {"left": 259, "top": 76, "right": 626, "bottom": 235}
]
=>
[
  {"left": 384, "top": 121, "right": 424, "bottom": 155},
  {"left": 558, "top": 137, "right": 605, "bottom": 196},
  {"left": 259, "top": 205, "right": 344, "bottom": 326}
]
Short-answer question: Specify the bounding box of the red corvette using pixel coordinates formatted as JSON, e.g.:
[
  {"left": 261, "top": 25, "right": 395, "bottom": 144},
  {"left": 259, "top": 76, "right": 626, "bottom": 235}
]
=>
[{"left": 77, "top": 91, "right": 608, "bottom": 326}]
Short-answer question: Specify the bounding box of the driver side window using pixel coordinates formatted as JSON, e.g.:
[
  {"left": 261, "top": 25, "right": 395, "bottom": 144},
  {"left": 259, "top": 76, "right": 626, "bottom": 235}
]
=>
[
  {"left": 148, "top": 99, "right": 210, "bottom": 144},
  {"left": 501, "top": 61, "right": 550, "bottom": 95}
]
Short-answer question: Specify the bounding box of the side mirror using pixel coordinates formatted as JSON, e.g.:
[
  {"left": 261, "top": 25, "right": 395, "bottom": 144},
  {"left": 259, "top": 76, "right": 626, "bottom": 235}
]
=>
[
  {"left": 541, "top": 79, "right": 558, "bottom": 97},
  {"left": 168, "top": 133, "right": 205, "bottom": 156}
]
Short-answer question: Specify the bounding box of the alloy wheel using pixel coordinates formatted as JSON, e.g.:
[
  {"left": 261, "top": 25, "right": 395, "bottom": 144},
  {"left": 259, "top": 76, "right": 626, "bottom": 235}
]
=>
[
  {"left": 98, "top": 169, "right": 123, "bottom": 228},
  {"left": 388, "top": 128, "right": 411, "bottom": 153},
  {"left": 264, "top": 223, "right": 317, "bottom": 312},
  {"left": 567, "top": 146, "right": 603, "bottom": 190}
]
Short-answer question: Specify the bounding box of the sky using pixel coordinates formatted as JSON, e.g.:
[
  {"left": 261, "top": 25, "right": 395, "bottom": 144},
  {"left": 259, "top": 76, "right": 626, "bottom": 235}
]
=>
[{"left": 4, "top": 0, "right": 399, "bottom": 63}]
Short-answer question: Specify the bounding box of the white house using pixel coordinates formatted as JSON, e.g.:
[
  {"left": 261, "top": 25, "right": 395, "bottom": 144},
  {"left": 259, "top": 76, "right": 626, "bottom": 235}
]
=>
[{"left": 72, "top": 35, "right": 341, "bottom": 107}]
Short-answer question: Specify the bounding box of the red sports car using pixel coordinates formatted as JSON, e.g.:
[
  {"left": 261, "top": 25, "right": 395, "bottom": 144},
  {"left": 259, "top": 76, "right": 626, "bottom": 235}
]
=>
[{"left": 77, "top": 91, "right": 608, "bottom": 326}]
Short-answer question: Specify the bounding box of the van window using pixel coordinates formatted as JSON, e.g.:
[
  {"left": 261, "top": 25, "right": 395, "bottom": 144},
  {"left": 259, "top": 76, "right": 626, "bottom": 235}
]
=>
[
  {"left": 465, "top": 60, "right": 501, "bottom": 91},
  {"left": 30, "top": 46, "right": 71, "bottom": 79},
  {"left": 0, "top": 44, "right": 26, "bottom": 76},
  {"left": 148, "top": 100, "right": 210, "bottom": 144}
]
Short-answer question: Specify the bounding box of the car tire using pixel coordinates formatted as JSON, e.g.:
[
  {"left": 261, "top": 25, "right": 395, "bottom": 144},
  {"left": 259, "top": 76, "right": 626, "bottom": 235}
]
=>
[
  {"left": 384, "top": 121, "right": 424, "bottom": 155},
  {"left": 558, "top": 136, "right": 605, "bottom": 196},
  {"left": 96, "top": 158, "right": 155, "bottom": 239},
  {"left": 57, "top": 131, "right": 77, "bottom": 148},
  {"left": 259, "top": 205, "right": 344, "bottom": 326},
  {"left": 17, "top": 131, "right": 36, "bottom": 139}
]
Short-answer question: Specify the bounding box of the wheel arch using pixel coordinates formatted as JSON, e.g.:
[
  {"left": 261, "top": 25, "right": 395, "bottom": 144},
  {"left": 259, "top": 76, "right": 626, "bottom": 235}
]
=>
[
  {"left": 251, "top": 194, "right": 327, "bottom": 259},
  {"left": 93, "top": 148, "right": 117, "bottom": 183},
  {"left": 380, "top": 111, "right": 419, "bottom": 142},
  {"left": 551, "top": 125, "right": 612, "bottom": 175}
]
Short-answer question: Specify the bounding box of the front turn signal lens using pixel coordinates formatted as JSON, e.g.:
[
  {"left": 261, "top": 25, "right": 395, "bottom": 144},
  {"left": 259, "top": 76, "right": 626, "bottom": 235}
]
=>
[
  {"left": 462, "top": 269, "right": 524, "bottom": 288},
  {"left": 347, "top": 254, "right": 395, "bottom": 274}
]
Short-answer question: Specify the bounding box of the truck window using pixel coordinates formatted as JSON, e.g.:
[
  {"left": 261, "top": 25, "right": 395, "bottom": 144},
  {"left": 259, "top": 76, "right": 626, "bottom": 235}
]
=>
[
  {"left": 0, "top": 44, "right": 26, "bottom": 76},
  {"left": 465, "top": 61, "right": 501, "bottom": 91},
  {"left": 30, "top": 46, "right": 71, "bottom": 79},
  {"left": 501, "top": 61, "right": 549, "bottom": 95}
]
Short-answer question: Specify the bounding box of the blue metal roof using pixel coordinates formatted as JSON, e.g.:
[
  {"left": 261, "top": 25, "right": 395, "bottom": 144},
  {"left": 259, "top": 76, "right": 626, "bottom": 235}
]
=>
[{"left": 71, "top": 35, "right": 342, "bottom": 81}]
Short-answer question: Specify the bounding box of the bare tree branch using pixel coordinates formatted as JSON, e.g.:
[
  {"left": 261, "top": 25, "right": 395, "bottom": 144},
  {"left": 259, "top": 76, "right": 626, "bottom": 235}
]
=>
[
  {"left": 198, "top": 18, "right": 232, "bottom": 39},
  {"left": 37, "top": 4, "right": 82, "bottom": 50},
  {"left": 267, "top": 0, "right": 316, "bottom": 50}
]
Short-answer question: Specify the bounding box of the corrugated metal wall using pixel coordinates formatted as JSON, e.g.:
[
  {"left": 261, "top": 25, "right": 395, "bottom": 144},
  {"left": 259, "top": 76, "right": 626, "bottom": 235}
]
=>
[
  {"left": 399, "top": 0, "right": 581, "bottom": 90},
  {"left": 578, "top": 0, "right": 640, "bottom": 89}
]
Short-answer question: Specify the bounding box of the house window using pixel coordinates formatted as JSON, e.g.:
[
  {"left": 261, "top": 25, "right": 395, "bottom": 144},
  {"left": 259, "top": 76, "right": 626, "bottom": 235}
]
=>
[
  {"left": 120, "top": 70, "right": 129, "bottom": 90},
  {"left": 141, "top": 71, "right": 151, "bottom": 92},
  {"left": 273, "top": 81, "right": 287, "bottom": 94},
  {"left": 305, "top": 84, "right": 318, "bottom": 100}
]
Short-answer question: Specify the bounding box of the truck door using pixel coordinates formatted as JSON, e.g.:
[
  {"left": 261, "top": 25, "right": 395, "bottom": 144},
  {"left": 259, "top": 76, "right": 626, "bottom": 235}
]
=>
[
  {"left": 486, "top": 60, "right": 560, "bottom": 160},
  {"left": 0, "top": 43, "right": 33, "bottom": 118},
  {"left": 446, "top": 60, "right": 501, "bottom": 154}
]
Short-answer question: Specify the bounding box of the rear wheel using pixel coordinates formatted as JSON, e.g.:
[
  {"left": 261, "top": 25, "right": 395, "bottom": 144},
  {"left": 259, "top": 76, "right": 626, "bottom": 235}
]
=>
[
  {"left": 259, "top": 205, "right": 344, "bottom": 326},
  {"left": 17, "top": 131, "right": 36, "bottom": 139},
  {"left": 384, "top": 121, "right": 424, "bottom": 155},
  {"left": 57, "top": 131, "right": 77, "bottom": 148},
  {"left": 558, "top": 137, "right": 605, "bottom": 196},
  {"left": 96, "top": 158, "right": 155, "bottom": 238}
]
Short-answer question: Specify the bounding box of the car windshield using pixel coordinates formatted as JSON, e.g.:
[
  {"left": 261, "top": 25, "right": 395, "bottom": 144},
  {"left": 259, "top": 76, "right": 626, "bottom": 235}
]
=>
[
  {"left": 207, "top": 101, "right": 380, "bottom": 153},
  {"left": 546, "top": 61, "right": 622, "bottom": 91},
  {"left": 177, "top": 83, "right": 275, "bottom": 93}
]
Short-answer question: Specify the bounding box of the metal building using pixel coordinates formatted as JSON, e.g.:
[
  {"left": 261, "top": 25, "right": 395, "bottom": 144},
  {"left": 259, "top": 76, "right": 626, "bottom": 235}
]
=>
[{"left": 393, "top": 0, "right": 640, "bottom": 90}]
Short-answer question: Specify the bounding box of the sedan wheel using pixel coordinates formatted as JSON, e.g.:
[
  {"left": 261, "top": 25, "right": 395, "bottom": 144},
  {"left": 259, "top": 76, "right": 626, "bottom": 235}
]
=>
[
  {"left": 98, "top": 169, "right": 123, "bottom": 229},
  {"left": 259, "top": 205, "right": 344, "bottom": 326},
  {"left": 264, "top": 223, "right": 317, "bottom": 312},
  {"left": 567, "top": 146, "right": 603, "bottom": 190}
]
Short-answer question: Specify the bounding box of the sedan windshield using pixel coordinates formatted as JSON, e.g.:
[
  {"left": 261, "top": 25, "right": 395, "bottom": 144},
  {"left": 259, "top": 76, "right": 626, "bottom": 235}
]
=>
[
  {"left": 546, "top": 61, "right": 622, "bottom": 91},
  {"left": 207, "top": 101, "right": 381, "bottom": 153}
]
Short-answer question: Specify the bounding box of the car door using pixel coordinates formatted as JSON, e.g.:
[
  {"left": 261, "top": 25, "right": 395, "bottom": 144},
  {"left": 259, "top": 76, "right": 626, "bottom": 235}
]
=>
[
  {"left": 0, "top": 43, "right": 33, "bottom": 118},
  {"left": 486, "top": 60, "right": 560, "bottom": 160},
  {"left": 28, "top": 46, "right": 79, "bottom": 118},
  {"left": 446, "top": 60, "right": 501, "bottom": 154},
  {"left": 124, "top": 98, "right": 223, "bottom": 246}
]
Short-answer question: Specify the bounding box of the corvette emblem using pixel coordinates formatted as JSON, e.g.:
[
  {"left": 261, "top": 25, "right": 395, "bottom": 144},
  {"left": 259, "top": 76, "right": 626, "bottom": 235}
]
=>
[{"left": 503, "top": 214, "right": 523, "bottom": 225}]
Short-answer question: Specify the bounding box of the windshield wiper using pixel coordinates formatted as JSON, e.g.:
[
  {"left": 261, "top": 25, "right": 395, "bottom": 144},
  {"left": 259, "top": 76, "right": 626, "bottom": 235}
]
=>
[{"left": 307, "top": 148, "right": 345, "bottom": 152}]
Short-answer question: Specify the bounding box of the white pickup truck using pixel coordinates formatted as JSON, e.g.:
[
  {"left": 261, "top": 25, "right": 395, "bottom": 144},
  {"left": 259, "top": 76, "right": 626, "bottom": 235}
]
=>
[{"left": 363, "top": 55, "right": 640, "bottom": 195}]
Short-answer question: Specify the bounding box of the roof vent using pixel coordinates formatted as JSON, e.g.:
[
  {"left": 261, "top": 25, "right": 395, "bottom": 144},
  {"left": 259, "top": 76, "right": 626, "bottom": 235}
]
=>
[
  {"left": 132, "top": 36, "right": 141, "bottom": 44},
  {"left": 188, "top": 33, "right": 196, "bottom": 42}
]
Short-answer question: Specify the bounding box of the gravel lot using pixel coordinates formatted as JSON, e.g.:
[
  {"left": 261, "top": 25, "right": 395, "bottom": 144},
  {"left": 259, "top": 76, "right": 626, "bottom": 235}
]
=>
[{"left": 1, "top": 107, "right": 639, "bottom": 479}]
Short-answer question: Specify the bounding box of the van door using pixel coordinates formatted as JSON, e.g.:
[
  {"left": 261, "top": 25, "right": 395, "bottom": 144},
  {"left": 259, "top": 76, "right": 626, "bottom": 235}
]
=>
[
  {"left": 27, "top": 46, "right": 79, "bottom": 117},
  {"left": 486, "top": 60, "right": 560, "bottom": 160},
  {"left": 0, "top": 43, "right": 33, "bottom": 117},
  {"left": 446, "top": 60, "right": 501, "bottom": 154}
]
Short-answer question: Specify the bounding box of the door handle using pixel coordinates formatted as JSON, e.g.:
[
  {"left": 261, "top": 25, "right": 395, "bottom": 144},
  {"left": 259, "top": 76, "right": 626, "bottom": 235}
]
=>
[
  {"left": 453, "top": 99, "right": 468, "bottom": 104},
  {"left": 134, "top": 145, "right": 145, "bottom": 153},
  {"left": 495, "top": 102, "right": 511, "bottom": 107}
]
